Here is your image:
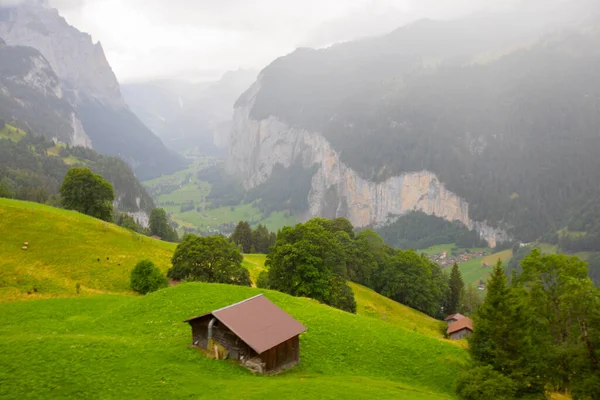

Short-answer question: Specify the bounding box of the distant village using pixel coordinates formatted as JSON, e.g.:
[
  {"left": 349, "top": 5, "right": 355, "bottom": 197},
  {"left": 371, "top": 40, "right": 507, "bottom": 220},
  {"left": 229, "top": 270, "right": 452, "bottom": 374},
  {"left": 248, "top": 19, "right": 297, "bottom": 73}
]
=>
[{"left": 425, "top": 249, "right": 488, "bottom": 268}]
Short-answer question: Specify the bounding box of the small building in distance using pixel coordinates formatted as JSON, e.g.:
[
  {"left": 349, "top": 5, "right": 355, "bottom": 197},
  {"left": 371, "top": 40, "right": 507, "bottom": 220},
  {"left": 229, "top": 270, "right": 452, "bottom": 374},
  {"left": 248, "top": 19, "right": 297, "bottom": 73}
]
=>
[
  {"left": 184, "top": 294, "right": 307, "bottom": 374},
  {"left": 444, "top": 313, "right": 466, "bottom": 324},
  {"left": 447, "top": 316, "right": 474, "bottom": 340}
]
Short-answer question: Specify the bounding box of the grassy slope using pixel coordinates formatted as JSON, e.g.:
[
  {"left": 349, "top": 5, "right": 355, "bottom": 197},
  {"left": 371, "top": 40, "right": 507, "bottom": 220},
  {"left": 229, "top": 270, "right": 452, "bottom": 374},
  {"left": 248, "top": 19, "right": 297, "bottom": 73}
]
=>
[
  {"left": 457, "top": 249, "right": 513, "bottom": 286},
  {"left": 0, "top": 284, "right": 466, "bottom": 399},
  {"left": 242, "top": 254, "right": 444, "bottom": 339},
  {"left": 416, "top": 243, "right": 512, "bottom": 286},
  {"left": 0, "top": 124, "right": 26, "bottom": 141},
  {"left": 0, "top": 198, "right": 176, "bottom": 302},
  {"left": 0, "top": 199, "right": 446, "bottom": 340}
]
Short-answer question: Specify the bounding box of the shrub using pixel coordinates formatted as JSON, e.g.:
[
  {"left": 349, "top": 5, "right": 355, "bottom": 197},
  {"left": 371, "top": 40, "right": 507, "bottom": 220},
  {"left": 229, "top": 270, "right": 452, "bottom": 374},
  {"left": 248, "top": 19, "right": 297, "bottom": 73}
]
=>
[
  {"left": 256, "top": 270, "right": 270, "bottom": 289},
  {"left": 327, "top": 274, "right": 357, "bottom": 313},
  {"left": 455, "top": 365, "right": 518, "bottom": 400},
  {"left": 0, "top": 182, "right": 12, "bottom": 198},
  {"left": 130, "top": 260, "right": 168, "bottom": 295}
]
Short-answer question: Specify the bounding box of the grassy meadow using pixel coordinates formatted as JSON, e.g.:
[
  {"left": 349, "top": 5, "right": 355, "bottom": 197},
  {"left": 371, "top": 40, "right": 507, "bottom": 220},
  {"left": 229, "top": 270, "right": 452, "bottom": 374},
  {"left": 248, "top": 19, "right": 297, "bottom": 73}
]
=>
[
  {"left": 0, "top": 198, "right": 448, "bottom": 342},
  {"left": 0, "top": 198, "right": 176, "bottom": 302},
  {"left": 0, "top": 198, "right": 471, "bottom": 398},
  {"left": 417, "top": 243, "right": 512, "bottom": 286},
  {"left": 458, "top": 249, "right": 513, "bottom": 286},
  {"left": 0, "top": 123, "right": 26, "bottom": 141},
  {"left": 0, "top": 284, "right": 467, "bottom": 399}
]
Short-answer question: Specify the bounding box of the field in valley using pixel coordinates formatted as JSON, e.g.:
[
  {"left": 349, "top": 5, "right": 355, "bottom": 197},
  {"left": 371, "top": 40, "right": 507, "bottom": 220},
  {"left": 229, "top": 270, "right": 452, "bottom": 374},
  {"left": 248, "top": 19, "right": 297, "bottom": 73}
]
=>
[{"left": 143, "top": 153, "right": 298, "bottom": 234}]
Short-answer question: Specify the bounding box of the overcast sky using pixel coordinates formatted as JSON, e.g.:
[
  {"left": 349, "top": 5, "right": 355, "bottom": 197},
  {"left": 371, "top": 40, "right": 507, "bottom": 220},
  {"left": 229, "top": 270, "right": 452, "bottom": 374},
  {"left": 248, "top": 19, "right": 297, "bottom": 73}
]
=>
[{"left": 45, "top": 0, "right": 577, "bottom": 83}]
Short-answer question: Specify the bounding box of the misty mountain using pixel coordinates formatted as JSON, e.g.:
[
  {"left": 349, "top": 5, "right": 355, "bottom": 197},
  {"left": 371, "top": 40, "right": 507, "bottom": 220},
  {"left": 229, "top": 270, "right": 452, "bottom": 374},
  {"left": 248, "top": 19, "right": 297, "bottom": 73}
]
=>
[
  {"left": 0, "top": 37, "right": 90, "bottom": 146},
  {"left": 229, "top": 9, "right": 600, "bottom": 244},
  {"left": 0, "top": 0, "right": 185, "bottom": 180},
  {"left": 123, "top": 69, "right": 257, "bottom": 154}
]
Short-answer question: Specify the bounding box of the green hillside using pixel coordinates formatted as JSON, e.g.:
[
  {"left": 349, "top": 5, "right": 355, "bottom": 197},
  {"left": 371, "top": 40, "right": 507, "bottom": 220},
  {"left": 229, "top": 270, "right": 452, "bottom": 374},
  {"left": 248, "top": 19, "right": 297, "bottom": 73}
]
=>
[
  {"left": 0, "top": 198, "right": 176, "bottom": 302},
  {"left": 0, "top": 123, "right": 25, "bottom": 141},
  {"left": 241, "top": 254, "right": 443, "bottom": 339},
  {"left": 0, "top": 284, "right": 466, "bottom": 399},
  {"left": 0, "top": 198, "right": 447, "bottom": 341},
  {"left": 457, "top": 249, "right": 513, "bottom": 286}
]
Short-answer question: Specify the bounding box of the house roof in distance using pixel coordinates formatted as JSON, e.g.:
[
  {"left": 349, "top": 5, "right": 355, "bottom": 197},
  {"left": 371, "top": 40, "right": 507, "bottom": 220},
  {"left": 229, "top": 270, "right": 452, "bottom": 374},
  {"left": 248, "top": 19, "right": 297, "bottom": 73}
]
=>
[
  {"left": 447, "top": 317, "right": 473, "bottom": 335},
  {"left": 184, "top": 294, "right": 307, "bottom": 354},
  {"left": 444, "top": 313, "right": 466, "bottom": 321}
]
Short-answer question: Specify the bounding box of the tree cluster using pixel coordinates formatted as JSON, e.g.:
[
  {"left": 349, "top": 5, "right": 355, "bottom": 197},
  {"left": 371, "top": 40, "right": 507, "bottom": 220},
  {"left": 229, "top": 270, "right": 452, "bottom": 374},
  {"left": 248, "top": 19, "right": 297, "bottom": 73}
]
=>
[
  {"left": 149, "top": 208, "right": 178, "bottom": 242},
  {"left": 459, "top": 251, "right": 600, "bottom": 399},
  {"left": 230, "top": 221, "right": 276, "bottom": 253},
  {"left": 263, "top": 218, "right": 357, "bottom": 313},
  {"left": 262, "top": 217, "right": 460, "bottom": 317},
  {"left": 167, "top": 234, "right": 251, "bottom": 286}
]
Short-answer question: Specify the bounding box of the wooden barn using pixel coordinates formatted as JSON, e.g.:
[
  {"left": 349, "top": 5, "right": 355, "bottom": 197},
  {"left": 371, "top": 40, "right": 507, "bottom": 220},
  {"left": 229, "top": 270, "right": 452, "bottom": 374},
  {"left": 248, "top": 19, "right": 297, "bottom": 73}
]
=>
[
  {"left": 184, "top": 294, "right": 307, "bottom": 374},
  {"left": 447, "top": 316, "right": 473, "bottom": 340}
]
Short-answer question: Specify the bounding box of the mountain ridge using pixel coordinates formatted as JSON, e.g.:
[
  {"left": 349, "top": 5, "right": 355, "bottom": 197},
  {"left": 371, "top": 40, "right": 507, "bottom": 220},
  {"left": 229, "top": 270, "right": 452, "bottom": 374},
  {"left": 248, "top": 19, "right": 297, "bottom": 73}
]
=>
[{"left": 0, "top": 1, "right": 185, "bottom": 179}]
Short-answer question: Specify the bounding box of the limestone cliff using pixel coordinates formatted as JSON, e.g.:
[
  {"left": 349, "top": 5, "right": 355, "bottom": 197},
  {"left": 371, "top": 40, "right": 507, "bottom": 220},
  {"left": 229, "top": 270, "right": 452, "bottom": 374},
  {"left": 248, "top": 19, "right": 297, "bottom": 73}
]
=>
[{"left": 227, "top": 81, "right": 508, "bottom": 247}]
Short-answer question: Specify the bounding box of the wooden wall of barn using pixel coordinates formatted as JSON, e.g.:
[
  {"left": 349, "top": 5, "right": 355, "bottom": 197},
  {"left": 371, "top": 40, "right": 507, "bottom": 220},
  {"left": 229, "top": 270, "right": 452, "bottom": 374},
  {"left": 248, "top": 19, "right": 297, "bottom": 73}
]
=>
[{"left": 259, "top": 335, "right": 300, "bottom": 373}]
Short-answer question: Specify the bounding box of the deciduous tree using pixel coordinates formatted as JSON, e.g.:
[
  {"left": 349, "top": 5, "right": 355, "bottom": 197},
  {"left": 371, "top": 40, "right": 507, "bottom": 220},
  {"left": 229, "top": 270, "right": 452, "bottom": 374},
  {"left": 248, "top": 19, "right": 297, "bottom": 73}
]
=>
[
  {"left": 168, "top": 234, "right": 250, "bottom": 286},
  {"left": 59, "top": 167, "right": 114, "bottom": 221}
]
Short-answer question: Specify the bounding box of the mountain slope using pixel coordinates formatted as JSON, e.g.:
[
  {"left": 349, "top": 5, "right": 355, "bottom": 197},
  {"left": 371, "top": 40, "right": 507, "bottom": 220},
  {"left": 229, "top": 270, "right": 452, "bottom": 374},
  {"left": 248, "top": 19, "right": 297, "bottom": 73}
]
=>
[
  {"left": 228, "top": 10, "right": 600, "bottom": 244},
  {"left": 0, "top": 1, "right": 184, "bottom": 179},
  {"left": 0, "top": 38, "right": 89, "bottom": 146},
  {"left": 0, "top": 283, "right": 466, "bottom": 399},
  {"left": 0, "top": 127, "right": 155, "bottom": 214}
]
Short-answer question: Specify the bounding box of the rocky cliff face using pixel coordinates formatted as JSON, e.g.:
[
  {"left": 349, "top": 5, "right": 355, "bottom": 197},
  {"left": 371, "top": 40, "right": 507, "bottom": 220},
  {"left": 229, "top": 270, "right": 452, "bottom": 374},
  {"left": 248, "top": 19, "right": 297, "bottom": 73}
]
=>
[
  {"left": 0, "top": 0, "right": 124, "bottom": 109},
  {"left": 0, "top": 1, "right": 184, "bottom": 179},
  {"left": 0, "top": 40, "right": 91, "bottom": 146},
  {"left": 227, "top": 82, "right": 508, "bottom": 247}
]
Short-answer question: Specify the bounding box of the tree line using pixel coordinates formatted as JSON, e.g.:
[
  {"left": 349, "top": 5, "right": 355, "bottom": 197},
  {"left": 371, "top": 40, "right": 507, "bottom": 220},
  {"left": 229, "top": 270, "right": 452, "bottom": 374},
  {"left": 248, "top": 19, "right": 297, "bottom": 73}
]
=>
[
  {"left": 230, "top": 221, "right": 276, "bottom": 253},
  {"left": 458, "top": 251, "right": 600, "bottom": 399}
]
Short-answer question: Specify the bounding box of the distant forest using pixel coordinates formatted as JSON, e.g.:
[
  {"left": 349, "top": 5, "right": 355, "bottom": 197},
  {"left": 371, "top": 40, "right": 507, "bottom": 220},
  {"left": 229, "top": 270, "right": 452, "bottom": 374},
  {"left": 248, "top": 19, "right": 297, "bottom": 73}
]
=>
[
  {"left": 0, "top": 131, "right": 154, "bottom": 213},
  {"left": 376, "top": 211, "right": 488, "bottom": 250}
]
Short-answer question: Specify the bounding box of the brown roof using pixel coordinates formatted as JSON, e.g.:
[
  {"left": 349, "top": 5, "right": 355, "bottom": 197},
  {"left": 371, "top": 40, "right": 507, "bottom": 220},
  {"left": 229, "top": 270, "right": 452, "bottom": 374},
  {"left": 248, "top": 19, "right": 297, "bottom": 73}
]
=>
[
  {"left": 444, "top": 313, "right": 466, "bottom": 321},
  {"left": 447, "top": 317, "right": 473, "bottom": 334},
  {"left": 184, "top": 294, "right": 307, "bottom": 354}
]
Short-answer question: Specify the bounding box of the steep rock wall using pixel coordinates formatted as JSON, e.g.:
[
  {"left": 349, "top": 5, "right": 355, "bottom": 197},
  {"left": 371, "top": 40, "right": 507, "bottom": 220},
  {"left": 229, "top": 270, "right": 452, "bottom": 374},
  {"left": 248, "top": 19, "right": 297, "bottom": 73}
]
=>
[{"left": 227, "top": 82, "right": 508, "bottom": 247}]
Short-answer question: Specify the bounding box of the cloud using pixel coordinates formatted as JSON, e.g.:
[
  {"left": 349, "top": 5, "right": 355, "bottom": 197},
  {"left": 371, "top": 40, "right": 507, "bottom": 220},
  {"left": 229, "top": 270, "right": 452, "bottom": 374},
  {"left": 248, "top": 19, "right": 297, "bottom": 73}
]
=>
[
  {"left": 0, "top": 0, "right": 25, "bottom": 7},
  {"left": 46, "top": 0, "right": 596, "bottom": 83}
]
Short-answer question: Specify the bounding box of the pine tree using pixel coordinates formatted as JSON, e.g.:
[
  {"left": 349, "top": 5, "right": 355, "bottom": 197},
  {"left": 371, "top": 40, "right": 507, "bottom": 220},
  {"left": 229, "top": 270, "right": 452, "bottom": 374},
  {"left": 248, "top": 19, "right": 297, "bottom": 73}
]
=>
[
  {"left": 447, "top": 263, "right": 464, "bottom": 315},
  {"left": 468, "top": 260, "right": 534, "bottom": 392},
  {"left": 230, "top": 221, "right": 252, "bottom": 253}
]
